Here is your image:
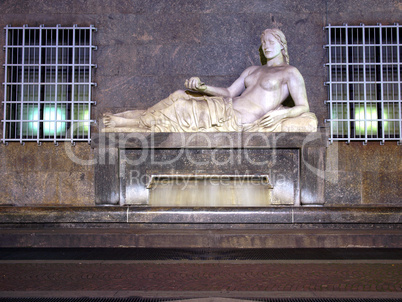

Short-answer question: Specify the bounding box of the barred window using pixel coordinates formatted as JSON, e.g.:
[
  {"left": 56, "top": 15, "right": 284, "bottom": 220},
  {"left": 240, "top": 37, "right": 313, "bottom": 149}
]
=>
[
  {"left": 2, "top": 24, "right": 97, "bottom": 144},
  {"left": 325, "top": 24, "right": 401, "bottom": 144}
]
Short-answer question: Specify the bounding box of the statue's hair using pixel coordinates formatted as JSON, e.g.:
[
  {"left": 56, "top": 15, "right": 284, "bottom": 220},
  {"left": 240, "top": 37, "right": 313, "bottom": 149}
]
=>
[{"left": 261, "top": 28, "right": 289, "bottom": 64}]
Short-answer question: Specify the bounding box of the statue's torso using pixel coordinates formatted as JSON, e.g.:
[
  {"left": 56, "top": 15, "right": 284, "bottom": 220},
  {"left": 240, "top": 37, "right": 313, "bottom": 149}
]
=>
[{"left": 232, "top": 65, "right": 290, "bottom": 124}]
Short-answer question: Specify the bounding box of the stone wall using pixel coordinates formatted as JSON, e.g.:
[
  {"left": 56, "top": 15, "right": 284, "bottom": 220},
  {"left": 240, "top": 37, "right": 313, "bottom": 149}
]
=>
[
  {"left": 325, "top": 143, "right": 401, "bottom": 206},
  {"left": 0, "top": 143, "right": 95, "bottom": 206},
  {"left": 0, "top": 0, "right": 400, "bottom": 206}
]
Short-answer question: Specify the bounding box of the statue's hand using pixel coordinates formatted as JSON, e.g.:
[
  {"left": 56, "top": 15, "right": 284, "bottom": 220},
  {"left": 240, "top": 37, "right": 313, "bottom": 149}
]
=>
[
  {"left": 258, "top": 110, "right": 288, "bottom": 128},
  {"left": 185, "top": 77, "right": 207, "bottom": 92}
]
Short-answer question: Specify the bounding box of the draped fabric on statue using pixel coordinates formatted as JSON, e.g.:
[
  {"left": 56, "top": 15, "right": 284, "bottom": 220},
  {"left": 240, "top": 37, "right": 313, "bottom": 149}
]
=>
[
  {"left": 138, "top": 92, "right": 241, "bottom": 132},
  {"left": 104, "top": 91, "right": 318, "bottom": 133}
]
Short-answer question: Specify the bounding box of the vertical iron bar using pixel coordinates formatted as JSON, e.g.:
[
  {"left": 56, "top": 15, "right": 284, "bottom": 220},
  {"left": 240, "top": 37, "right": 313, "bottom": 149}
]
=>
[
  {"left": 19, "top": 25, "right": 27, "bottom": 143},
  {"left": 379, "top": 24, "right": 385, "bottom": 144},
  {"left": 37, "top": 25, "right": 43, "bottom": 143},
  {"left": 327, "top": 25, "right": 334, "bottom": 143},
  {"left": 397, "top": 24, "right": 401, "bottom": 143},
  {"left": 54, "top": 25, "right": 59, "bottom": 143},
  {"left": 88, "top": 25, "right": 95, "bottom": 143},
  {"left": 71, "top": 25, "right": 76, "bottom": 143},
  {"left": 362, "top": 24, "right": 368, "bottom": 141},
  {"left": 345, "top": 24, "right": 351, "bottom": 143},
  {"left": 2, "top": 26, "right": 9, "bottom": 143}
]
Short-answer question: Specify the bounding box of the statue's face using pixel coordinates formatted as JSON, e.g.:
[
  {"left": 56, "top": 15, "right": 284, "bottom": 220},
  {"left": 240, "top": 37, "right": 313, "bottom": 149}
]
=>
[{"left": 261, "top": 33, "right": 283, "bottom": 60}]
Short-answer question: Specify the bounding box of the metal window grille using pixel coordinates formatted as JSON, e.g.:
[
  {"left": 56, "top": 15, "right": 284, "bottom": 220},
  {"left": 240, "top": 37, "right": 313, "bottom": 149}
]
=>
[
  {"left": 2, "top": 24, "right": 97, "bottom": 144},
  {"left": 324, "top": 23, "right": 401, "bottom": 144}
]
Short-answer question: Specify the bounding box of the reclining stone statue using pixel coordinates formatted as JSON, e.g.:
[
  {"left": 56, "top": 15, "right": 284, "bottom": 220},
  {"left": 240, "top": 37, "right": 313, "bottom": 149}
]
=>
[{"left": 102, "top": 28, "right": 317, "bottom": 132}]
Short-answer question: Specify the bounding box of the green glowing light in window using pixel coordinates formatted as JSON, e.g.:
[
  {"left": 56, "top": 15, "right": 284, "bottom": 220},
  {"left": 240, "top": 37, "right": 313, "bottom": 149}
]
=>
[
  {"left": 73, "top": 106, "right": 90, "bottom": 135},
  {"left": 331, "top": 104, "right": 348, "bottom": 136},
  {"left": 383, "top": 106, "right": 400, "bottom": 134},
  {"left": 355, "top": 104, "right": 378, "bottom": 136},
  {"left": 17, "top": 106, "right": 39, "bottom": 137},
  {"left": 43, "top": 105, "right": 67, "bottom": 136}
]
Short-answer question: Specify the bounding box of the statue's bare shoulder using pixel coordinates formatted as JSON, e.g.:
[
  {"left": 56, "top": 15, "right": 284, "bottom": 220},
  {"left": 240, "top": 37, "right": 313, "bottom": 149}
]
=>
[
  {"left": 241, "top": 65, "right": 261, "bottom": 78},
  {"left": 282, "top": 65, "right": 304, "bottom": 82}
]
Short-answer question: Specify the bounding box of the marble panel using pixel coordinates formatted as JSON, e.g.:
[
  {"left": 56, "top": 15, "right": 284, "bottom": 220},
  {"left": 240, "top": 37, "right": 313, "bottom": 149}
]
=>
[
  {"left": 120, "top": 148, "right": 299, "bottom": 206},
  {"left": 95, "top": 147, "right": 120, "bottom": 205}
]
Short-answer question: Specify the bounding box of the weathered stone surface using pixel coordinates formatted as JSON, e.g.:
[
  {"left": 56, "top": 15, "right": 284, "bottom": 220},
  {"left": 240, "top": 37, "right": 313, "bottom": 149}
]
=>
[
  {"left": 95, "top": 147, "right": 119, "bottom": 205},
  {"left": 0, "top": 0, "right": 324, "bottom": 17},
  {"left": 96, "top": 44, "right": 251, "bottom": 77},
  {"left": 96, "top": 14, "right": 202, "bottom": 46},
  {"left": 0, "top": 206, "right": 126, "bottom": 224},
  {"left": 0, "top": 143, "right": 95, "bottom": 206},
  {"left": 1, "top": 227, "right": 400, "bottom": 248},
  {"left": 324, "top": 142, "right": 402, "bottom": 205},
  {"left": 0, "top": 13, "right": 96, "bottom": 28},
  {"left": 337, "top": 143, "right": 402, "bottom": 173},
  {"left": 362, "top": 172, "right": 402, "bottom": 205},
  {"left": 0, "top": 143, "right": 95, "bottom": 172},
  {"left": 0, "top": 171, "right": 94, "bottom": 206},
  {"left": 292, "top": 207, "right": 402, "bottom": 224},
  {"left": 0, "top": 206, "right": 400, "bottom": 224},
  {"left": 58, "top": 172, "right": 95, "bottom": 206},
  {"left": 326, "top": 0, "right": 402, "bottom": 25},
  {"left": 94, "top": 76, "right": 177, "bottom": 109},
  {"left": 0, "top": 172, "right": 52, "bottom": 205},
  {"left": 306, "top": 77, "right": 327, "bottom": 126},
  {"left": 300, "top": 146, "right": 325, "bottom": 205},
  {"left": 325, "top": 171, "right": 363, "bottom": 205},
  {"left": 0, "top": 205, "right": 400, "bottom": 247}
]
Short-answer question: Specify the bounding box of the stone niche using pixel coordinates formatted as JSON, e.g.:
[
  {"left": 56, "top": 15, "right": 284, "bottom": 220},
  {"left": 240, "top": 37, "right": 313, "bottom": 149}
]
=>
[{"left": 92, "top": 131, "right": 327, "bottom": 207}]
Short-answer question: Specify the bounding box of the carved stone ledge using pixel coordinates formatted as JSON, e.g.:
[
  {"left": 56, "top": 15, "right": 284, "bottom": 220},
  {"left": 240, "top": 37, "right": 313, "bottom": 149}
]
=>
[
  {"left": 0, "top": 206, "right": 400, "bottom": 248},
  {"left": 91, "top": 131, "right": 328, "bottom": 149},
  {"left": 0, "top": 206, "right": 400, "bottom": 224}
]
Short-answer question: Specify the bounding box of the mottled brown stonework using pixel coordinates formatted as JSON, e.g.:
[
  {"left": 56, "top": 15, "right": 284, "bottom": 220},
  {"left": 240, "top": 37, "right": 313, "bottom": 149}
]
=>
[
  {"left": 325, "top": 143, "right": 402, "bottom": 205},
  {"left": 0, "top": 143, "right": 95, "bottom": 206}
]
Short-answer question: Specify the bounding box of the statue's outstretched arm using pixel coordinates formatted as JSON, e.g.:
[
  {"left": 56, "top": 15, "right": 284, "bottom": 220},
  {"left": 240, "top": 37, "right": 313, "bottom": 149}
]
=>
[{"left": 185, "top": 66, "right": 258, "bottom": 98}]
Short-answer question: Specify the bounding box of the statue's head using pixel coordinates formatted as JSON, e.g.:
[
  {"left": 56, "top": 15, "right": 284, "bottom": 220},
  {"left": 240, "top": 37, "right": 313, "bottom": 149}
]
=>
[{"left": 260, "top": 28, "right": 289, "bottom": 65}]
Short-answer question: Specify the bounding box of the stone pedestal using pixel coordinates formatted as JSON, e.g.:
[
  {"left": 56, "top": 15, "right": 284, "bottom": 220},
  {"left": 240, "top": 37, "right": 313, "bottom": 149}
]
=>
[{"left": 92, "top": 131, "right": 328, "bottom": 207}]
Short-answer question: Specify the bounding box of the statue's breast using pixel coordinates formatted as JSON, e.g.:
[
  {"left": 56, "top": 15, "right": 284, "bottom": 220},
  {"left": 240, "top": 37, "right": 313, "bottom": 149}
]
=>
[
  {"left": 245, "top": 69, "right": 282, "bottom": 92},
  {"left": 244, "top": 72, "right": 259, "bottom": 88},
  {"left": 259, "top": 74, "right": 281, "bottom": 91}
]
